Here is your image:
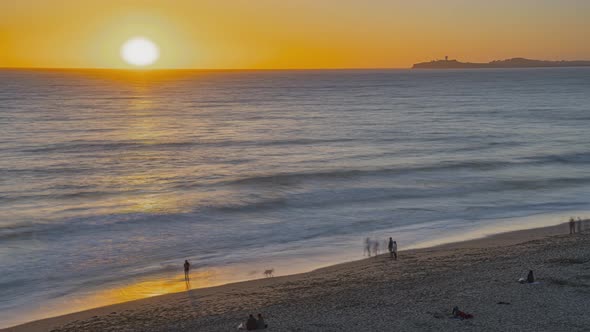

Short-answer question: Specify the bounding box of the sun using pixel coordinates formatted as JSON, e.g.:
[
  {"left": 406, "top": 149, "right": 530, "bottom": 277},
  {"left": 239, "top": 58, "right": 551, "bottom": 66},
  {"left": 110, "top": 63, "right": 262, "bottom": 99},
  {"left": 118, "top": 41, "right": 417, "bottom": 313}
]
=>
[{"left": 121, "top": 37, "right": 160, "bottom": 67}]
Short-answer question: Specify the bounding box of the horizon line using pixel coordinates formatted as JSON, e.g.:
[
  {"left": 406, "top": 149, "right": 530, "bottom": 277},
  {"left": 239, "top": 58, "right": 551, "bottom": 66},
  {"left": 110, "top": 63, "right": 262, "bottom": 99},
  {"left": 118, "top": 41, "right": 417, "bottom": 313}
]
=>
[{"left": 0, "top": 66, "right": 411, "bottom": 72}]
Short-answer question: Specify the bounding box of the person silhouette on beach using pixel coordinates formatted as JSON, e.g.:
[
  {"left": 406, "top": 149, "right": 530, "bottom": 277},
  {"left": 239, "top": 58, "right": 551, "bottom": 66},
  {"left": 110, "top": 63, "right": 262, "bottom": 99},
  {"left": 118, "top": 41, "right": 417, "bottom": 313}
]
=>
[
  {"left": 388, "top": 237, "right": 395, "bottom": 259},
  {"left": 184, "top": 260, "right": 190, "bottom": 281},
  {"left": 257, "top": 313, "right": 268, "bottom": 329},
  {"left": 569, "top": 217, "right": 576, "bottom": 234},
  {"left": 527, "top": 270, "right": 535, "bottom": 283},
  {"left": 577, "top": 217, "right": 583, "bottom": 233},
  {"left": 364, "top": 237, "right": 372, "bottom": 257},
  {"left": 372, "top": 239, "right": 380, "bottom": 256},
  {"left": 246, "top": 314, "right": 258, "bottom": 330}
]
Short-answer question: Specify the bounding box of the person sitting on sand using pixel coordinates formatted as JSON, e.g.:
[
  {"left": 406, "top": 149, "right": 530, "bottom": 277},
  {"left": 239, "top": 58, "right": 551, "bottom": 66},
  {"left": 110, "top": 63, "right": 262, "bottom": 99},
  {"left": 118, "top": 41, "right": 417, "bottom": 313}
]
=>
[
  {"left": 246, "top": 314, "right": 258, "bottom": 330},
  {"left": 527, "top": 270, "right": 535, "bottom": 283},
  {"left": 257, "top": 313, "right": 268, "bottom": 329}
]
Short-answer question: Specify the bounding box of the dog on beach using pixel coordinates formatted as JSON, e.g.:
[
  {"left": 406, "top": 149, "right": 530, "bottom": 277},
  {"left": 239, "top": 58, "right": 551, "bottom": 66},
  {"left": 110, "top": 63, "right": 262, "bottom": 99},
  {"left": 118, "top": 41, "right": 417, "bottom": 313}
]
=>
[{"left": 263, "top": 269, "right": 274, "bottom": 277}]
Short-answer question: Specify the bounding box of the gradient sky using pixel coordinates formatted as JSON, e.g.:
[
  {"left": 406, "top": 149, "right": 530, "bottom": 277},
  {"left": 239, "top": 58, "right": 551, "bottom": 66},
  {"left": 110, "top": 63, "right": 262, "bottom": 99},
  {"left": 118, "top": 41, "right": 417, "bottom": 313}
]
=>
[{"left": 1, "top": 0, "right": 589, "bottom": 69}]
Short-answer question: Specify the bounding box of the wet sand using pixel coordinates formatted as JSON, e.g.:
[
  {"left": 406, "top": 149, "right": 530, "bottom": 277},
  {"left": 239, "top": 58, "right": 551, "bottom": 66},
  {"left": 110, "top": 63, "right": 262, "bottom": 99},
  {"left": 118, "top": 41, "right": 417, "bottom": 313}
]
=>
[{"left": 5, "top": 221, "right": 590, "bottom": 332}]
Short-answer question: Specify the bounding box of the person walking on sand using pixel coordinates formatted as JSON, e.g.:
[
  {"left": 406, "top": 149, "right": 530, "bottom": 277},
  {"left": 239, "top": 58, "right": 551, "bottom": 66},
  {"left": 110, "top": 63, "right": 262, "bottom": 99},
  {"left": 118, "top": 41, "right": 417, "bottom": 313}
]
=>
[
  {"left": 183, "top": 260, "right": 190, "bottom": 281},
  {"left": 372, "top": 239, "right": 380, "bottom": 256},
  {"left": 388, "top": 237, "right": 395, "bottom": 259},
  {"left": 390, "top": 240, "right": 398, "bottom": 260},
  {"left": 569, "top": 217, "right": 576, "bottom": 234},
  {"left": 364, "top": 237, "right": 372, "bottom": 257}
]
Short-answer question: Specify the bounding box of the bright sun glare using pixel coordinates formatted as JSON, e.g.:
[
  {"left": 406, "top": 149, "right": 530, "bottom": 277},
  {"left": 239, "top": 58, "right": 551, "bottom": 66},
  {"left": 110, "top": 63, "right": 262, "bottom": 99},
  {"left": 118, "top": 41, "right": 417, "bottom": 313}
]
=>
[{"left": 121, "top": 37, "right": 160, "bottom": 67}]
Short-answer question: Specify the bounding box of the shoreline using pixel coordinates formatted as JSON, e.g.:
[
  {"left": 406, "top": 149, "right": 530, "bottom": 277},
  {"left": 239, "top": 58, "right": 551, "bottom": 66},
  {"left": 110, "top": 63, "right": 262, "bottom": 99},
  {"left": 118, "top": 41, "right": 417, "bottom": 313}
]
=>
[{"left": 6, "top": 219, "right": 587, "bottom": 332}]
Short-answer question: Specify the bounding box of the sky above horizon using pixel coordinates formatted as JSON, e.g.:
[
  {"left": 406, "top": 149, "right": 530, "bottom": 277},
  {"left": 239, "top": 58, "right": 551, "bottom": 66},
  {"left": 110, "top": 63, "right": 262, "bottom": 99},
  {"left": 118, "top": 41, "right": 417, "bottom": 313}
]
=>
[{"left": 1, "top": 0, "right": 589, "bottom": 69}]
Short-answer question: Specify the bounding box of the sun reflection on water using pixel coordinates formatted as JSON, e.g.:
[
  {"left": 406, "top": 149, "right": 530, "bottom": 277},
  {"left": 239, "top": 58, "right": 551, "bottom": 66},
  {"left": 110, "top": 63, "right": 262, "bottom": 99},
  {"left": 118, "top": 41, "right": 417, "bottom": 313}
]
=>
[
  {"left": 62, "top": 270, "right": 219, "bottom": 313},
  {"left": 101, "top": 270, "right": 217, "bottom": 301}
]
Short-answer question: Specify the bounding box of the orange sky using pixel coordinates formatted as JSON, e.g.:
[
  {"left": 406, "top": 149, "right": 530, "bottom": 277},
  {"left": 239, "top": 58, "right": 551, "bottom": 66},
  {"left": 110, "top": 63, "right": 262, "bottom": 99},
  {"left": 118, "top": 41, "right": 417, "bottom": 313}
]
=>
[{"left": 1, "top": 0, "right": 589, "bottom": 69}]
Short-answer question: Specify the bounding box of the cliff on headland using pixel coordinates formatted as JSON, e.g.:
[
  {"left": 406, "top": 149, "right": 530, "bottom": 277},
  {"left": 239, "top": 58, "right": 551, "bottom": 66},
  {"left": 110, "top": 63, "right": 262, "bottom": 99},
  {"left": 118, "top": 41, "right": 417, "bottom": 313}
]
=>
[{"left": 412, "top": 57, "right": 590, "bottom": 69}]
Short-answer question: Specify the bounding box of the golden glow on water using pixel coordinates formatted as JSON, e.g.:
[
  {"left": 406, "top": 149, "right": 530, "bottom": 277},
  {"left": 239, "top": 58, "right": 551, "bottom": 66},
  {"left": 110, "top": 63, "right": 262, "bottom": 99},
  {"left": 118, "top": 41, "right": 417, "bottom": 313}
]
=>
[
  {"left": 90, "top": 270, "right": 218, "bottom": 304},
  {"left": 100, "top": 79, "right": 189, "bottom": 214},
  {"left": 116, "top": 193, "right": 190, "bottom": 214},
  {"left": 21, "top": 270, "right": 223, "bottom": 327}
]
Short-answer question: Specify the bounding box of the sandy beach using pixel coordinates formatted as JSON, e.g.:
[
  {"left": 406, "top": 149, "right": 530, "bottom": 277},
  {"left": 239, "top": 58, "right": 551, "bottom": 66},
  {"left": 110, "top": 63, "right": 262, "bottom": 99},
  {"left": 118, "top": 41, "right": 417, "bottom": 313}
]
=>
[{"left": 5, "top": 220, "right": 589, "bottom": 332}]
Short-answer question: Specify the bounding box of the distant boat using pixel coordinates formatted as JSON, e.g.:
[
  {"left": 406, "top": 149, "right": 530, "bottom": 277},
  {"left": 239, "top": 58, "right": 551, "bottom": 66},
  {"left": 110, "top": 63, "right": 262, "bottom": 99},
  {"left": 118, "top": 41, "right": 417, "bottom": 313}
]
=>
[{"left": 412, "top": 57, "right": 590, "bottom": 69}]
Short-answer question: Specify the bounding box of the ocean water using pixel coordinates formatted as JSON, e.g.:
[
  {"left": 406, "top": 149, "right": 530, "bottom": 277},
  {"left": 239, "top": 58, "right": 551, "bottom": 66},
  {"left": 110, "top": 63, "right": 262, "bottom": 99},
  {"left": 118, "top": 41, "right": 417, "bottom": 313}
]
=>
[{"left": 1, "top": 68, "right": 589, "bottom": 327}]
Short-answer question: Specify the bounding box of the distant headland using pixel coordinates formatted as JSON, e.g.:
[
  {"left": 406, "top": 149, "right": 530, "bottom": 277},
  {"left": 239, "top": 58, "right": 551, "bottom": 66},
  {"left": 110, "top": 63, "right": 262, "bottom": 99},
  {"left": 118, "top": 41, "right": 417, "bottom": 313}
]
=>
[{"left": 412, "top": 57, "right": 590, "bottom": 69}]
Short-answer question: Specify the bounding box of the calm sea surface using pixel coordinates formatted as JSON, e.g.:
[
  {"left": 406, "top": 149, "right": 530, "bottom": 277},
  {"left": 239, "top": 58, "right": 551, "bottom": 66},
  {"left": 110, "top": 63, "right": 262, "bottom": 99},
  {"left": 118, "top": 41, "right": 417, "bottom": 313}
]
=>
[{"left": 1, "top": 68, "right": 589, "bottom": 327}]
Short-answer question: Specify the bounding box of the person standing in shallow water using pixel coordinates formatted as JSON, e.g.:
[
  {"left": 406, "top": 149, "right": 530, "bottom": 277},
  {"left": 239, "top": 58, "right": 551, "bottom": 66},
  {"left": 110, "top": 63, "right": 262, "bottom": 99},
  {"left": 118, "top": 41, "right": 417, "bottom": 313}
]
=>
[{"left": 183, "top": 260, "right": 190, "bottom": 281}]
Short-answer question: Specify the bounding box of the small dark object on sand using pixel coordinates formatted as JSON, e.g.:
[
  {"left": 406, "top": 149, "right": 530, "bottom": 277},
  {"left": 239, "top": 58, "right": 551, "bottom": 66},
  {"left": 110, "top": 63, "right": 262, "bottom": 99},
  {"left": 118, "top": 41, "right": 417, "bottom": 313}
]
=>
[
  {"left": 497, "top": 301, "right": 511, "bottom": 305},
  {"left": 527, "top": 270, "right": 535, "bottom": 283},
  {"left": 452, "top": 306, "right": 474, "bottom": 320}
]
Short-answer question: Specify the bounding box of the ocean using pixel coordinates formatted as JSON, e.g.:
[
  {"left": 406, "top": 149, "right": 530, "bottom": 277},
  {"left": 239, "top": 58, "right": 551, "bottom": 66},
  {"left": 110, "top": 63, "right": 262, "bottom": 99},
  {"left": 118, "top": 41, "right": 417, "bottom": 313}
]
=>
[{"left": 1, "top": 68, "right": 589, "bottom": 327}]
